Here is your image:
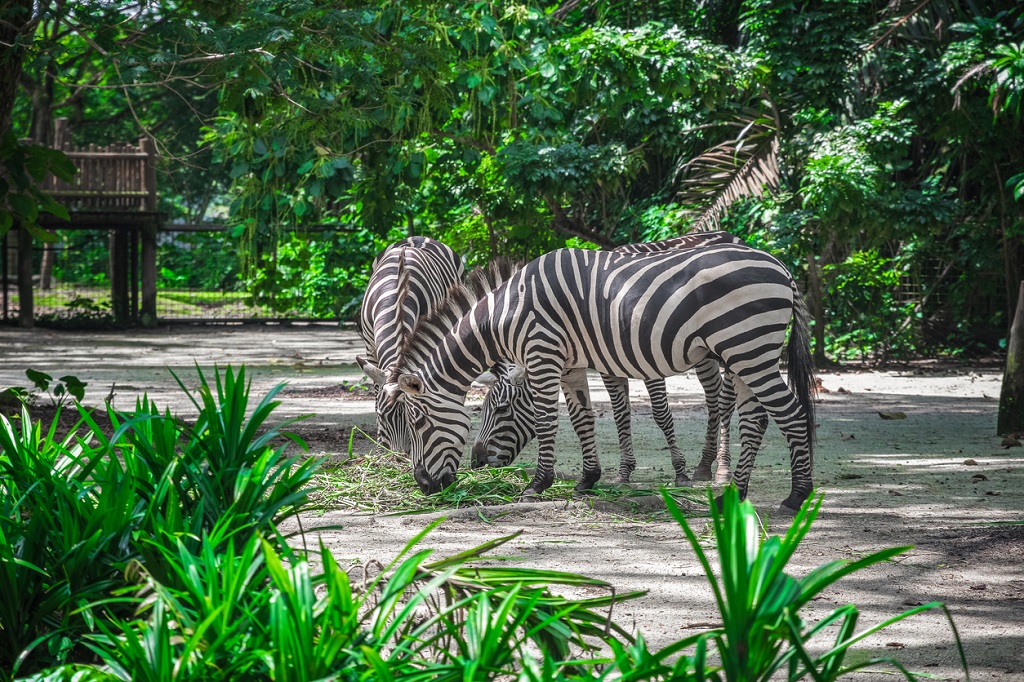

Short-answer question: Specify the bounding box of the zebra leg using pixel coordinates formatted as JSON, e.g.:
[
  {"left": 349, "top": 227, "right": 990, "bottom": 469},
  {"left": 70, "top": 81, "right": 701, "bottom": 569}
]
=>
[
  {"left": 713, "top": 371, "right": 738, "bottom": 485},
  {"left": 724, "top": 383, "right": 768, "bottom": 499},
  {"left": 729, "top": 367, "right": 814, "bottom": 515},
  {"left": 644, "top": 378, "right": 690, "bottom": 487},
  {"left": 691, "top": 358, "right": 724, "bottom": 482},
  {"left": 562, "top": 369, "right": 602, "bottom": 492},
  {"left": 601, "top": 375, "right": 636, "bottom": 484},
  {"left": 521, "top": 366, "right": 571, "bottom": 498}
]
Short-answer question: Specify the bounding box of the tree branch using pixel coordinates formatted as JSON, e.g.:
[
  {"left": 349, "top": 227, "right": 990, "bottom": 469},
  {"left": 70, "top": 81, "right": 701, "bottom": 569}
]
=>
[{"left": 544, "top": 199, "right": 615, "bottom": 249}]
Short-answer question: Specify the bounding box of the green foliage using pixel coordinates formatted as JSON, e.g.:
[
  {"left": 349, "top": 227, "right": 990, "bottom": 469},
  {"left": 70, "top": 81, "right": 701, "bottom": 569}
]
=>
[
  {"left": 8, "top": 0, "right": 1024, "bottom": 353},
  {"left": 242, "top": 229, "right": 379, "bottom": 318},
  {"left": 24, "top": 369, "right": 86, "bottom": 407},
  {"left": 0, "top": 134, "right": 75, "bottom": 241},
  {"left": 822, "top": 251, "right": 913, "bottom": 360},
  {"left": 0, "top": 407, "right": 141, "bottom": 676},
  {"left": 157, "top": 232, "right": 241, "bottom": 291},
  {"left": 661, "top": 487, "right": 968, "bottom": 681},
  {"left": 0, "top": 366, "right": 315, "bottom": 678}
]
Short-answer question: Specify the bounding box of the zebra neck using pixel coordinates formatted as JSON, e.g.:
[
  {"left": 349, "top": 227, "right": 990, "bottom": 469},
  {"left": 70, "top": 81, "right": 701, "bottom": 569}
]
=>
[{"left": 427, "top": 314, "right": 499, "bottom": 396}]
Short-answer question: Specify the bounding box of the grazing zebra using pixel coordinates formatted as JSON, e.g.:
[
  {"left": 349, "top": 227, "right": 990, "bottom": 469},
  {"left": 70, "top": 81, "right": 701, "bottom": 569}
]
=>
[
  {"left": 471, "top": 231, "right": 751, "bottom": 486},
  {"left": 472, "top": 360, "right": 754, "bottom": 486},
  {"left": 356, "top": 236, "right": 463, "bottom": 452},
  {"left": 385, "top": 243, "right": 816, "bottom": 513}
]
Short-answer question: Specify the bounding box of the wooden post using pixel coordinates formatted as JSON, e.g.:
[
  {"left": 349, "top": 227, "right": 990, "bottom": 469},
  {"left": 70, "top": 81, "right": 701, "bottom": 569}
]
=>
[
  {"left": 998, "top": 281, "right": 1024, "bottom": 434},
  {"left": 140, "top": 134, "right": 159, "bottom": 327},
  {"left": 2, "top": 229, "right": 9, "bottom": 321},
  {"left": 129, "top": 226, "right": 139, "bottom": 320},
  {"left": 110, "top": 228, "right": 129, "bottom": 323},
  {"left": 17, "top": 224, "right": 33, "bottom": 328},
  {"left": 140, "top": 223, "right": 157, "bottom": 326}
]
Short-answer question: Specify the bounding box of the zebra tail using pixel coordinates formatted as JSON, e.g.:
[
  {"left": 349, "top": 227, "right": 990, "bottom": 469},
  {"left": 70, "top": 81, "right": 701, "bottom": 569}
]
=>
[{"left": 787, "top": 280, "right": 817, "bottom": 452}]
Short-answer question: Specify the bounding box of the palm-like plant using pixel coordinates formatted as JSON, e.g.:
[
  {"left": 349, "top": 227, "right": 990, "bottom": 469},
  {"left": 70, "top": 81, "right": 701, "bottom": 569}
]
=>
[
  {"left": 43, "top": 518, "right": 641, "bottom": 681},
  {"left": 0, "top": 408, "right": 141, "bottom": 679},
  {"left": 662, "top": 487, "right": 969, "bottom": 681}
]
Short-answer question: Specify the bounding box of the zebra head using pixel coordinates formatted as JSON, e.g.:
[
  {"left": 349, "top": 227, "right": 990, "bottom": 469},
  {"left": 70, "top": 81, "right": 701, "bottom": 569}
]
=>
[
  {"left": 472, "top": 363, "right": 534, "bottom": 468},
  {"left": 386, "top": 371, "right": 471, "bottom": 495},
  {"left": 357, "top": 355, "right": 412, "bottom": 453}
]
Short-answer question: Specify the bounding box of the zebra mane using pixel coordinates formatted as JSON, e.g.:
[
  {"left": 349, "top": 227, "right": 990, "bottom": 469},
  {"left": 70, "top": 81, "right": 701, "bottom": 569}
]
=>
[
  {"left": 393, "top": 258, "right": 521, "bottom": 377},
  {"left": 392, "top": 247, "right": 411, "bottom": 337}
]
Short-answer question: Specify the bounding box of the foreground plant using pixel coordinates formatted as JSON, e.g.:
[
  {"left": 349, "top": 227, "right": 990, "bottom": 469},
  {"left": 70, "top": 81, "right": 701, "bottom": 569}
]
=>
[
  {"left": 661, "top": 487, "right": 969, "bottom": 682},
  {"left": 0, "top": 366, "right": 317, "bottom": 679},
  {"left": 0, "top": 408, "right": 139, "bottom": 678},
  {"left": 19, "top": 519, "right": 641, "bottom": 681}
]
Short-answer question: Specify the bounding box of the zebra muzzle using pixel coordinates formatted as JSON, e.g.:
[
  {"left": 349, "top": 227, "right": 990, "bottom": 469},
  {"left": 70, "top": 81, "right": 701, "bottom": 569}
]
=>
[
  {"left": 413, "top": 465, "right": 455, "bottom": 496},
  {"left": 471, "top": 442, "right": 490, "bottom": 468}
]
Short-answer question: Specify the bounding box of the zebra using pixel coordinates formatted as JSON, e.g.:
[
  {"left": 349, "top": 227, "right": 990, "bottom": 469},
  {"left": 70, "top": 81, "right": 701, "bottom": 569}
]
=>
[
  {"left": 472, "top": 359, "right": 755, "bottom": 487},
  {"left": 355, "top": 236, "right": 463, "bottom": 453},
  {"left": 471, "top": 231, "right": 754, "bottom": 486},
  {"left": 385, "top": 243, "right": 816, "bottom": 514}
]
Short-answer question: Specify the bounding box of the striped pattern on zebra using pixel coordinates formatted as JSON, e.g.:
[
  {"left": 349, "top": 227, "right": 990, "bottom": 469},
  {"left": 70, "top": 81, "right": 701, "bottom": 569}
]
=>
[
  {"left": 472, "top": 361, "right": 743, "bottom": 487},
  {"left": 471, "top": 231, "right": 747, "bottom": 486},
  {"left": 385, "top": 243, "right": 815, "bottom": 513},
  {"left": 356, "top": 236, "right": 463, "bottom": 453}
]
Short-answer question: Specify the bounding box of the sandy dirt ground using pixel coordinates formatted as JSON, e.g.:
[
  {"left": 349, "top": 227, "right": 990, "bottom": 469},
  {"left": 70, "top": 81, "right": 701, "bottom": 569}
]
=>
[{"left": 1, "top": 324, "right": 1021, "bottom": 681}]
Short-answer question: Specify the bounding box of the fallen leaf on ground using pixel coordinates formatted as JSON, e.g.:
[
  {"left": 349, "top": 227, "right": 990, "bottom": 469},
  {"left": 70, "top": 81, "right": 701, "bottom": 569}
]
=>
[
  {"left": 878, "top": 411, "right": 907, "bottom": 420},
  {"left": 840, "top": 432, "right": 856, "bottom": 441},
  {"left": 886, "top": 642, "right": 906, "bottom": 649},
  {"left": 963, "top": 458, "right": 978, "bottom": 466},
  {"left": 985, "top": 490, "right": 1001, "bottom": 496},
  {"left": 836, "top": 386, "right": 850, "bottom": 394},
  {"left": 888, "top": 490, "right": 903, "bottom": 496},
  {"left": 971, "top": 474, "right": 988, "bottom": 482},
  {"left": 839, "top": 473, "right": 863, "bottom": 480},
  {"left": 1000, "top": 436, "right": 1021, "bottom": 448},
  {"left": 969, "top": 584, "right": 987, "bottom": 591}
]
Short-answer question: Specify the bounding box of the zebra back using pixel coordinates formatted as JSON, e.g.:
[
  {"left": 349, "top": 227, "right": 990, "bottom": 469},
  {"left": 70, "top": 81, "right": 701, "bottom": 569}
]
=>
[
  {"left": 361, "top": 237, "right": 464, "bottom": 374},
  {"left": 615, "top": 230, "right": 741, "bottom": 254}
]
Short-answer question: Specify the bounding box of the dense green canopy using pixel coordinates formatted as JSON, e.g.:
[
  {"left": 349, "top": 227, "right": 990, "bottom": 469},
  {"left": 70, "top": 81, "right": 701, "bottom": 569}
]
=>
[{"left": 1, "top": 0, "right": 1022, "bottom": 358}]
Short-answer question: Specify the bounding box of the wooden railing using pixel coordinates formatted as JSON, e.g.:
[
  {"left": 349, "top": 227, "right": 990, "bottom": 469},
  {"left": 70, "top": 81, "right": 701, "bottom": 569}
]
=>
[{"left": 40, "top": 118, "right": 158, "bottom": 212}]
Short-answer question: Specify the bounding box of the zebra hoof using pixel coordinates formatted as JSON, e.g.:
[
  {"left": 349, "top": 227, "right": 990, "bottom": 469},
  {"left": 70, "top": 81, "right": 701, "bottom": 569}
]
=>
[
  {"left": 776, "top": 503, "right": 801, "bottom": 517},
  {"left": 692, "top": 466, "right": 713, "bottom": 482},
  {"left": 576, "top": 469, "right": 601, "bottom": 492},
  {"left": 714, "top": 472, "right": 733, "bottom": 486},
  {"left": 520, "top": 488, "right": 544, "bottom": 501},
  {"left": 673, "top": 474, "right": 693, "bottom": 488},
  {"left": 779, "top": 491, "right": 810, "bottom": 515},
  {"left": 612, "top": 473, "right": 632, "bottom": 485}
]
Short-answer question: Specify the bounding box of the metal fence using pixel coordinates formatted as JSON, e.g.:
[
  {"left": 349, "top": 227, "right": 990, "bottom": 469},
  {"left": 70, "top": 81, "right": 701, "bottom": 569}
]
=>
[{"left": 1, "top": 225, "right": 338, "bottom": 325}]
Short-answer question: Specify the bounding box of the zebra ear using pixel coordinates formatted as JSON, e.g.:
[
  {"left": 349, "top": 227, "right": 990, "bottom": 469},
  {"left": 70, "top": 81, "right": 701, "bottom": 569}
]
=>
[
  {"left": 356, "top": 355, "right": 387, "bottom": 385},
  {"left": 475, "top": 371, "right": 497, "bottom": 386},
  {"left": 397, "top": 373, "right": 424, "bottom": 396},
  {"left": 509, "top": 365, "right": 527, "bottom": 386}
]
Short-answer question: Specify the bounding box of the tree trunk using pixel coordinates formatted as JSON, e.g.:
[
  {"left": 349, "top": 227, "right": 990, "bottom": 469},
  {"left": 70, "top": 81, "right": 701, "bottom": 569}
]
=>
[
  {"left": 0, "top": 1, "right": 33, "bottom": 138},
  {"left": 483, "top": 210, "right": 497, "bottom": 259},
  {"left": 39, "top": 242, "right": 54, "bottom": 289},
  {"left": 998, "top": 281, "right": 1024, "bottom": 435}
]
